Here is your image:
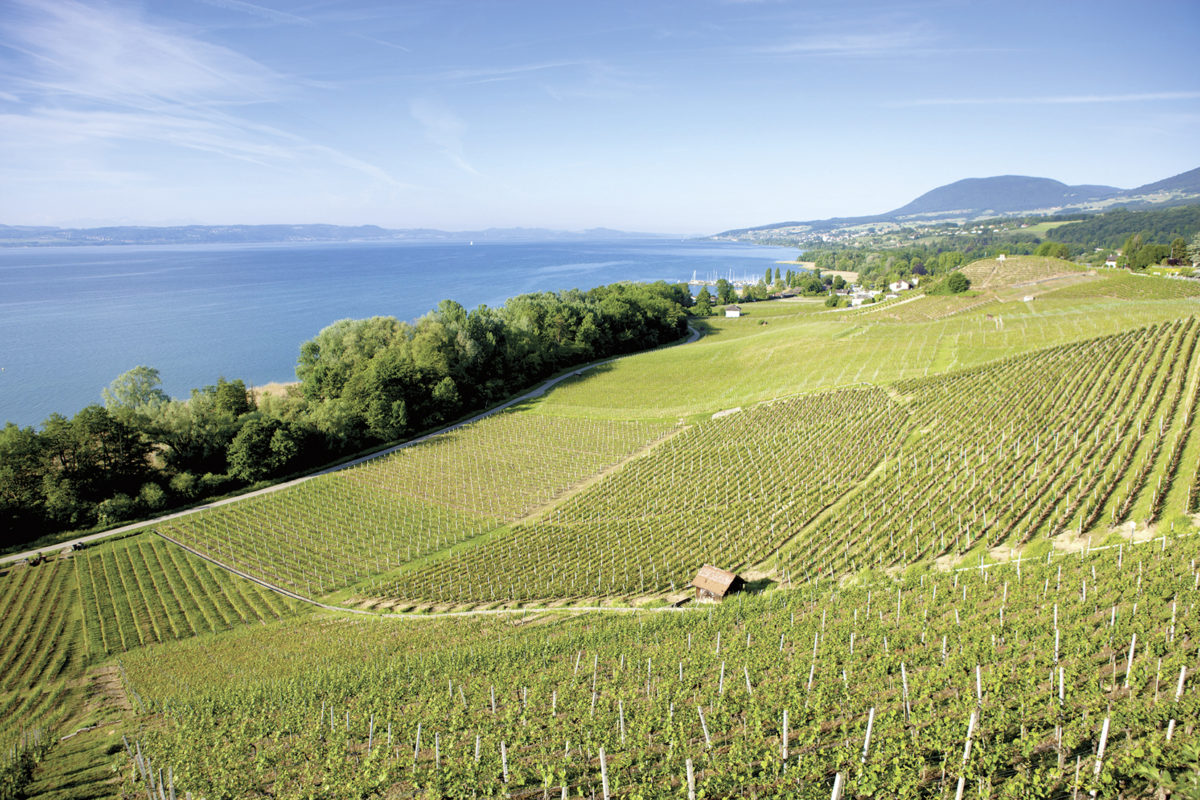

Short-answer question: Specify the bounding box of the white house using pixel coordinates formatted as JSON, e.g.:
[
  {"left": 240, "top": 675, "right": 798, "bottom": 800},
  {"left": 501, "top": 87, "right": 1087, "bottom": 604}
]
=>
[
  {"left": 725, "top": 305, "right": 742, "bottom": 318},
  {"left": 997, "top": 254, "right": 1007, "bottom": 262},
  {"left": 888, "top": 280, "right": 911, "bottom": 293},
  {"left": 1104, "top": 255, "right": 1119, "bottom": 268}
]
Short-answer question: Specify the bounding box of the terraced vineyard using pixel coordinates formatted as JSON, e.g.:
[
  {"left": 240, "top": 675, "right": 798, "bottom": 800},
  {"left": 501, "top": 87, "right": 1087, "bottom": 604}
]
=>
[
  {"left": 75, "top": 535, "right": 300, "bottom": 656},
  {"left": 119, "top": 531, "right": 1199, "bottom": 799},
  {"left": 372, "top": 387, "right": 908, "bottom": 603},
  {"left": 157, "top": 412, "right": 674, "bottom": 596}
]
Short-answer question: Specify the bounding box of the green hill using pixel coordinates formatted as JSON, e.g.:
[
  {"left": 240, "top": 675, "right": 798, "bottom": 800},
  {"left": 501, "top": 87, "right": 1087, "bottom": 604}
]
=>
[{"left": 3, "top": 266, "right": 1200, "bottom": 798}]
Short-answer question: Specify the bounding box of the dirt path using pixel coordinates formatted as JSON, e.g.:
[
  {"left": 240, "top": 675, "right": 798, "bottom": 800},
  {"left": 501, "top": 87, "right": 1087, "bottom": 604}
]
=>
[{"left": 2, "top": 326, "right": 703, "bottom": 566}]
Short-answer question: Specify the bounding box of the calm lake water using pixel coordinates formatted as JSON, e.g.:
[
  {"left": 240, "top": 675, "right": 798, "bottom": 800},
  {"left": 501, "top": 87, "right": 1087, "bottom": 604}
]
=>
[{"left": 0, "top": 239, "right": 797, "bottom": 426}]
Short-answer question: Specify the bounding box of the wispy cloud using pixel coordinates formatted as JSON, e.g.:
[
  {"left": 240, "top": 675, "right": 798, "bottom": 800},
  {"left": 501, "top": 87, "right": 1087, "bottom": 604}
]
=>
[
  {"left": 757, "top": 25, "right": 933, "bottom": 57},
  {"left": 0, "top": 0, "right": 403, "bottom": 186},
  {"left": 410, "top": 98, "right": 479, "bottom": 176},
  {"left": 193, "top": 0, "right": 314, "bottom": 27},
  {"left": 424, "top": 61, "right": 586, "bottom": 84},
  {"left": 888, "top": 91, "right": 1200, "bottom": 108}
]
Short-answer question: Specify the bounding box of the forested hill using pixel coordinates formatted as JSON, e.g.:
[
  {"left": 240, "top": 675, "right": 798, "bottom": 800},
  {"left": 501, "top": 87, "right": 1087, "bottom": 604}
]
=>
[{"left": 1045, "top": 205, "right": 1200, "bottom": 249}]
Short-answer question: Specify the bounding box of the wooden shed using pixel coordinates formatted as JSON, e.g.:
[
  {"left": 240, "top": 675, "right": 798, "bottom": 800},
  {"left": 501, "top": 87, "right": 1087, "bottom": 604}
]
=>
[{"left": 690, "top": 565, "right": 743, "bottom": 602}]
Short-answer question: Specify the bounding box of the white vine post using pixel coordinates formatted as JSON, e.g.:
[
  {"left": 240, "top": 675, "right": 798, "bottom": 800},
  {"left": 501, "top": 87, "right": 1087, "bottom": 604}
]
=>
[
  {"left": 861, "top": 707, "right": 875, "bottom": 764},
  {"left": 598, "top": 746, "right": 610, "bottom": 800},
  {"left": 1089, "top": 717, "right": 1110, "bottom": 799},
  {"left": 1166, "top": 666, "right": 1187, "bottom": 741},
  {"left": 781, "top": 709, "right": 789, "bottom": 761},
  {"left": 686, "top": 758, "right": 696, "bottom": 800},
  {"left": 954, "top": 710, "right": 977, "bottom": 800}
]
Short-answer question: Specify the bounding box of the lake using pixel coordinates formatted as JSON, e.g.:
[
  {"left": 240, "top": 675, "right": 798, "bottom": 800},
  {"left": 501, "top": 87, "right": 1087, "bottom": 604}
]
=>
[{"left": 0, "top": 239, "right": 797, "bottom": 426}]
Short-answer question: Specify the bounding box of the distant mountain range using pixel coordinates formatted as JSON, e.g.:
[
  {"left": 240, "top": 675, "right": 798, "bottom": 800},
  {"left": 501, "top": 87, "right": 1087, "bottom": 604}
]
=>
[
  {"left": 0, "top": 223, "right": 673, "bottom": 248},
  {"left": 715, "top": 166, "right": 1200, "bottom": 241}
]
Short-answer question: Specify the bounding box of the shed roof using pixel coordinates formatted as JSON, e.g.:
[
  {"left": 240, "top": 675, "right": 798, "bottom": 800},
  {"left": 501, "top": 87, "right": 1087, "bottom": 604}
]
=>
[{"left": 690, "top": 564, "right": 740, "bottom": 597}]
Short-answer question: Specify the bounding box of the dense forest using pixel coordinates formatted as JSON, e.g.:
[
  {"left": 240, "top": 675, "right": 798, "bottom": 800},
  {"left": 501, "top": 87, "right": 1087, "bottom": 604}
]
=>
[{"left": 0, "top": 281, "right": 691, "bottom": 550}]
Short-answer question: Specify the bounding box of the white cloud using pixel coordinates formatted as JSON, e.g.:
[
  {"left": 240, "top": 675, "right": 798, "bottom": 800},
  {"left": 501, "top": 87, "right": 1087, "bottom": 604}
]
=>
[{"left": 0, "top": 0, "right": 404, "bottom": 188}]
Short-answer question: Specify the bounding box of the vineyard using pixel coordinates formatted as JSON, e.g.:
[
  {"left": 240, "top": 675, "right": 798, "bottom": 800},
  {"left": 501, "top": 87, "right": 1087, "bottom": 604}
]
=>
[
  {"left": 75, "top": 534, "right": 300, "bottom": 656},
  {"left": 369, "top": 387, "right": 909, "bottom": 604},
  {"left": 119, "top": 531, "right": 1199, "bottom": 799},
  {"left": 4, "top": 258, "right": 1200, "bottom": 797},
  {"left": 156, "top": 412, "right": 674, "bottom": 597},
  {"left": 1046, "top": 273, "right": 1200, "bottom": 302},
  {"left": 779, "top": 319, "right": 1200, "bottom": 580},
  {"left": 957, "top": 256, "right": 1086, "bottom": 290},
  {"left": 0, "top": 558, "right": 86, "bottom": 755}
]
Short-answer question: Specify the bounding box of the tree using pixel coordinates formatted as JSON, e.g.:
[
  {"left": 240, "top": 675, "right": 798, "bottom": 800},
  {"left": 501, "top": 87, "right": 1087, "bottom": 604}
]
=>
[
  {"left": 1035, "top": 241, "right": 1071, "bottom": 259},
  {"left": 1170, "top": 237, "right": 1188, "bottom": 264},
  {"left": 227, "top": 416, "right": 297, "bottom": 483},
  {"left": 0, "top": 423, "right": 47, "bottom": 540},
  {"left": 946, "top": 271, "right": 970, "bottom": 293},
  {"left": 211, "top": 377, "right": 254, "bottom": 417},
  {"left": 693, "top": 287, "right": 714, "bottom": 317},
  {"left": 764, "top": 268, "right": 772, "bottom": 285},
  {"left": 832, "top": 275, "right": 846, "bottom": 291},
  {"left": 715, "top": 279, "right": 737, "bottom": 304},
  {"left": 1189, "top": 234, "right": 1200, "bottom": 266},
  {"left": 103, "top": 365, "right": 169, "bottom": 424}
]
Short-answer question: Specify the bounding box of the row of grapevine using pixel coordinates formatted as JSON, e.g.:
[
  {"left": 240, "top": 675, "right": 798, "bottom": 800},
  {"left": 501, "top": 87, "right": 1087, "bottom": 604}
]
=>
[
  {"left": 119, "top": 530, "right": 1199, "bottom": 798},
  {"left": 369, "top": 386, "right": 910, "bottom": 604},
  {"left": 0, "top": 558, "right": 86, "bottom": 762},
  {"left": 75, "top": 534, "right": 300, "bottom": 655},
  {"left": 158, "top": 411, "right": 674, "bottom": 596},
  {"left": 778, "top": 320, "right": 1200, "bottom": 582}
]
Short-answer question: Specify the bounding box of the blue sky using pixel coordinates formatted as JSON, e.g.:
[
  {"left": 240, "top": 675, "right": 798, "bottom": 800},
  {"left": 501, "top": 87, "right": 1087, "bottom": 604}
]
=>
[{"left": 1, "top": 0, "right": 1197, "bottom": 233}]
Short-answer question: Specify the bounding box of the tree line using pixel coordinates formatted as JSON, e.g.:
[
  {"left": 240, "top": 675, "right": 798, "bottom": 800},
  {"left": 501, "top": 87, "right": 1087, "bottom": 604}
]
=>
[{"left": 0, "top": 281, "right": 691, "bottom": 550}]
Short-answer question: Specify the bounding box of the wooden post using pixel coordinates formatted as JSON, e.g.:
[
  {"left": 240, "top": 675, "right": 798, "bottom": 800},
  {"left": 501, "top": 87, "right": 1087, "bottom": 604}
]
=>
[
  {"left": 501, "top": 740, "right": 509, "bottom": 784},
  {"left": 901, "top": 663, "right": 911, "bottom": 723},
  {"left": 830, "top": 772, "right": 844, "bottom": 800},
  {"left": 686, "top": 758, "right": 696, "bottom": 800},
  {"left": 697, "top": 706, "right": 711, "bottom": 747}
]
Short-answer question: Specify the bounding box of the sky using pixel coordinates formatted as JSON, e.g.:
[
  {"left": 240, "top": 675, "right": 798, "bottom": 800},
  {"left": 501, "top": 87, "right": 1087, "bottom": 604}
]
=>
[{"left": 1, "top": 0, "right": 1197, "bottom": 234}]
